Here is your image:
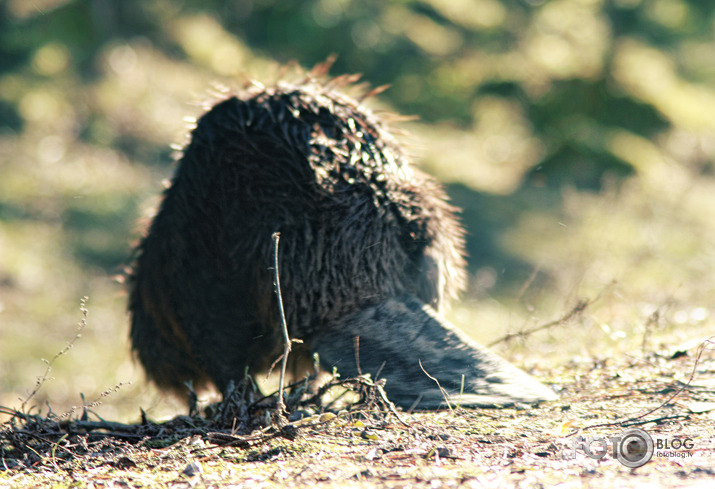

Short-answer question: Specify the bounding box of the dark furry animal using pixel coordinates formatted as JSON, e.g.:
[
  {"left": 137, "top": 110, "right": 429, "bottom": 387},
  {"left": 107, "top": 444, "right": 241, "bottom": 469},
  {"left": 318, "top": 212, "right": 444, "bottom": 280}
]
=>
[{"left": 128, "top": 77, "right": 556, "bottom": 409}]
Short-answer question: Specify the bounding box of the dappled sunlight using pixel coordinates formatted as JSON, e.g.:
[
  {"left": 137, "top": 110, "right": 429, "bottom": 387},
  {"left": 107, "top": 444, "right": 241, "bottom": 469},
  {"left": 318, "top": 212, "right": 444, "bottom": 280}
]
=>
[
  {"left": 425, "top": 0, "right": 506, "bottom": 30},
  {"left": 6, "top": 0, "right": 72, "bottom": 19},
  {"left": 31, "top": 43, "right": 71, "bottom": 77},
  {"left": 606, "top": 129, "right": 690, "bottom": 189},
  {"left": 416, "top": 97, "right": 544, "bottom": 194},
  {"left": 524, "top": 0, "right": 610, "bottom": 82},
  {"left": 93, "top": 43, "right": 207, "bottom": 149},
  {"left": 170, "top": 14, "right": 253, "bottom": 76},
  {"left": 645, "top": 0, "right": 692, "bottom": 30},
  {"left": 403, "top": 12, "right": 464, "bottom": 57},
  {"left": 613, "top": 38, "right": 715, "bottom": 132}
]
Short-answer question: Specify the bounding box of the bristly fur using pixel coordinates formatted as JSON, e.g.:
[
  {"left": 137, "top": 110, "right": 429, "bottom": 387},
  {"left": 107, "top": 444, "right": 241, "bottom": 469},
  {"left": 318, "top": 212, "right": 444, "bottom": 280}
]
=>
[{"left": 128, "top": 72, "right": 555, "bottom": 409}]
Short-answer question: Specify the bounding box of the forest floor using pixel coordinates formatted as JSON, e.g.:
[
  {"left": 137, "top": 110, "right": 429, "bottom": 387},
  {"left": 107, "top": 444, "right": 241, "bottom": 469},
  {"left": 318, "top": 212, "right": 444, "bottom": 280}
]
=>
[{"left": 2, "top": 335, "right": 714, "bottom": 489}]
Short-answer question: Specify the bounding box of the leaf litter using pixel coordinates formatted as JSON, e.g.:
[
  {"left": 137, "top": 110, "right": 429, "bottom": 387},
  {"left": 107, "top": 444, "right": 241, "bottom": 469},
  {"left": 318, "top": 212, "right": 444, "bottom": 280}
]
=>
[{"left": 1, "top": 300, "right": 714, "bottom": 488}]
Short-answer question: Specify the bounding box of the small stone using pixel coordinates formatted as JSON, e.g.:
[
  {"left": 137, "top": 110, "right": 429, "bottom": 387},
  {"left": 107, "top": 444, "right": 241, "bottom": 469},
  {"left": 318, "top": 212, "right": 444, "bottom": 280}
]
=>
[
  {"left": 182, "top": 461, "right": 202, "bottom": 477},
  {"left": 361, "top": 430, "right": 378, "bottom": 440}
]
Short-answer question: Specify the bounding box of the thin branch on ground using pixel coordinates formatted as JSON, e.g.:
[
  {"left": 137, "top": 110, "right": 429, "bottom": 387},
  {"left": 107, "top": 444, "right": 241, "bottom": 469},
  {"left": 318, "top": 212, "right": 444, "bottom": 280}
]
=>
[
  {"left": 419, "top": 359, "right": 453, "bottom": 411},
  {"left": 488, "top": 298, "right": 592, "bottom": 348},
  {"left": 490, "top": 282, "right": 617, "bottom": 348},
  {"left": 205, "top": 412, "right": 338, "bottom": 449},
  {"left": 574, "top": 335, "right": 714, "bottom": 434}
]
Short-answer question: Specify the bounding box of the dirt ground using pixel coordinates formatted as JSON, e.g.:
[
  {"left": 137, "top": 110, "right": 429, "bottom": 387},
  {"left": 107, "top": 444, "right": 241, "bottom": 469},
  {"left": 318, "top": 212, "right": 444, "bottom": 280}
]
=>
[{"left": 1, "top": 336, "right": 713, "bottom": 489}]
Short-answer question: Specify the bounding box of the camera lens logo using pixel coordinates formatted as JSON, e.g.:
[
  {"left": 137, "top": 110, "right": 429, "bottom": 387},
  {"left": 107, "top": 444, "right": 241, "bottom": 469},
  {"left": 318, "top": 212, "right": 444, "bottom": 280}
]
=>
[{"left": 616, "top": 428, "right": 654, "bottom": 468}]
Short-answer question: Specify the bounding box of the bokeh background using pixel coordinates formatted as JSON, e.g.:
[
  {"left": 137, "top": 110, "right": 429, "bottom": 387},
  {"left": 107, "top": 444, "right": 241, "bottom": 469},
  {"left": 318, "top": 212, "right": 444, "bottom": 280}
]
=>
[{"left": 2, "top": 0, "right": 714, "bottom": 421}]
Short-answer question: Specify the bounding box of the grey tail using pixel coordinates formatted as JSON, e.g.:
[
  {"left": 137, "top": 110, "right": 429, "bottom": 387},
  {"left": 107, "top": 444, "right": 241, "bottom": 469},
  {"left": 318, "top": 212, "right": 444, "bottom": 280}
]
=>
[{"left": 312, "top": 296, "right": 557, "bottom": 409}]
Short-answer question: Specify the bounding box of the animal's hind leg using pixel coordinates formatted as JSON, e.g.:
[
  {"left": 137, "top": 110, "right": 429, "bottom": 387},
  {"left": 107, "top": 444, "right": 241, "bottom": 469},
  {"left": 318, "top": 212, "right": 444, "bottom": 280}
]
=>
[{"left": 129, "top": 298, "right": 211, "bottom": 397}]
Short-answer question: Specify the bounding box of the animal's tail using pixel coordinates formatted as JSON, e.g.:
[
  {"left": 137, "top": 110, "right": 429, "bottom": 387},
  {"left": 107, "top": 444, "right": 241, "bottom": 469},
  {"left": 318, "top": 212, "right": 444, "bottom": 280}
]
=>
[{"left": 313, "top": 296, "right": 557, "bottom": 409}]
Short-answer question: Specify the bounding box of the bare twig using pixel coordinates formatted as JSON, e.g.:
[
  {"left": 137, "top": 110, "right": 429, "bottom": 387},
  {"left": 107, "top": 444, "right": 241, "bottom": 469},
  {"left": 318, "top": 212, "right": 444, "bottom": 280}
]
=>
[
  {"left": 573, "top": 335, "right": 715, "bottom": 434},
  {"left": 271, "top": 232, "right": 291, "bottom": 418},
  {"left": 373, "top": 380, "right": 410, "bottom": 427},
  {"left": 354, "top": 336, "right": 362, "bottom": 376},
  {"left": 205, "top": 412, "right": 338, "bottom": 449},
  {"left": 418, "top": 360, "right": 453, "bottom": 411},
  {"left": 515, "top": 265, "right": 541, "bottom": 303},
  {"left": 488, "top": 298, "right": 592, "bottom": 348},
  {"left": 641, "top": 309, "right": 661, "bottom": 355}
]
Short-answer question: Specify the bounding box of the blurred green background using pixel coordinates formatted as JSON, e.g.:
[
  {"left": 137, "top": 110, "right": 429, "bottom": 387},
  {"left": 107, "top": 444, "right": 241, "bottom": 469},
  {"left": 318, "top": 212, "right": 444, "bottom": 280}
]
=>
[{"left": 1, "top": 0, "right": 714, "bottom": 421}]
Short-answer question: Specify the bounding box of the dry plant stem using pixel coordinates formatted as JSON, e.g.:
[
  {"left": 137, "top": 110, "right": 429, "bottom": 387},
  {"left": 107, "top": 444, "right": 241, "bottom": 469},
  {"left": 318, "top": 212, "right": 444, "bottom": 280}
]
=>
[
  {"left": 20, "top": 297, "right": 89, "bottom": 412},
  {"left": 375, "top": 382, "right": 410, "bottom": 427},
  {"left": 64, "top": 382, "right": 129, "bottom": 420},
  {"left": 515, "top": 265, "right": 541, "bottom": 303},
  {"left": 488, "top": 298, "right": 592, "bottom": 348},
  {"left": 205, "top": 414, "right": 337, "bottom": 449},
  {"left": 489, "top": 283, "right": 617, "bottom": 348},
  {"left": 574, "top": 335, "right": 714, "bottom": 435},
  {"left": 272, "top": 232, "right": 291, "bottom": 416},
  {"left": 418, "top": 359, "right": 453, "bottom": 411},
  {"left": 353, "top": 336, "right": 362, "bottom": 375}
]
